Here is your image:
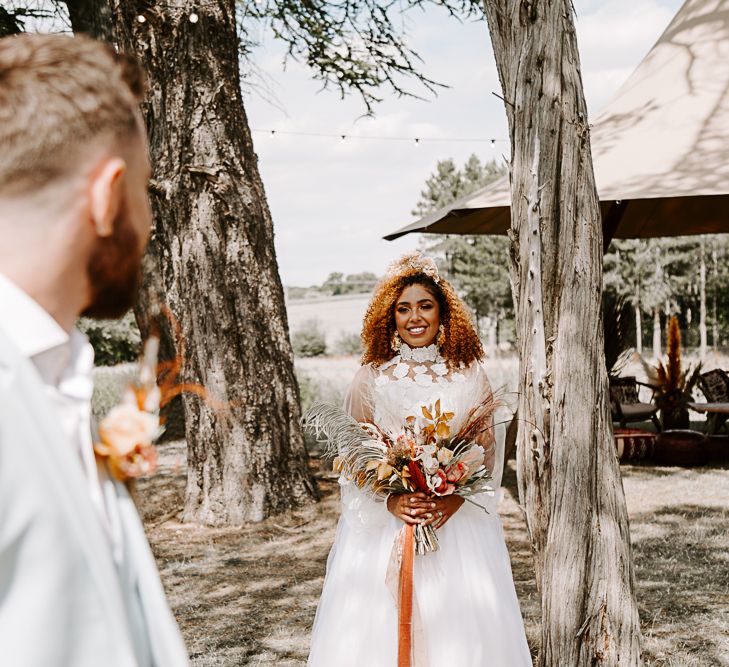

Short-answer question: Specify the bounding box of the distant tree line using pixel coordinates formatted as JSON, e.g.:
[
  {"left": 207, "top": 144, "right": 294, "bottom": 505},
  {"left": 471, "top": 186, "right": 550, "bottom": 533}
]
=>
[
  {"left": 286, "top": 271, "right": 379, "bottom": 300},
  {"left": 604, "top": 236, "right": 729, "bottom": 357},
  {"left": 415, "top": 155, "right": 512, "bottom": 349},
  {"left": 414, "top": 155, "right": 729, "bottom": 357}
]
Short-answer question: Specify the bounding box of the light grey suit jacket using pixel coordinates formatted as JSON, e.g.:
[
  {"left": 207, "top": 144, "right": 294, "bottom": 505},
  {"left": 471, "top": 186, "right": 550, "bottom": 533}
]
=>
[{"left": 0, "top": 329, "right": 189, "bottom": 666}]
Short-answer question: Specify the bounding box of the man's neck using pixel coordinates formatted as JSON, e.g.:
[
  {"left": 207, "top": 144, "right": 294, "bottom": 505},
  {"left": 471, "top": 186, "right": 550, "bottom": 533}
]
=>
[
  {"left": 0, "top": 262, "right": 86, "bottom": 333},
  {"left": 0, "top": 205, "right": 89, "bottom": 333}
]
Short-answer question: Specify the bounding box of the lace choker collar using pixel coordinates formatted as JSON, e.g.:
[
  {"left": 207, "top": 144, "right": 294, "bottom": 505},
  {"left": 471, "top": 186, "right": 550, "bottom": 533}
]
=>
[{"left": 400, "top": 342, "right": 442, "bottom": 363}]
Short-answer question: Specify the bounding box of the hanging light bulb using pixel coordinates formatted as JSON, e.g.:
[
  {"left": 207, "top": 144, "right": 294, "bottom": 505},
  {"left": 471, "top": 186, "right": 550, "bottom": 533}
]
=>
[
  {"left": 490, "top": 139, "right": 495, "bottom": 148},
  {"left": 189, "top": 12, "right": 199, "bottom": 23},
  {"left": 414, "top": 138, "right": 420, "bottom": 146},
  {"left": 340, "top": 135, "right": 347, "bottom": 143},
  {"left": 136, "top": 14, "right": 146, "bottom": 23},
  {"left": 270, "top": 130, "right": 276, "bottom": 137}
]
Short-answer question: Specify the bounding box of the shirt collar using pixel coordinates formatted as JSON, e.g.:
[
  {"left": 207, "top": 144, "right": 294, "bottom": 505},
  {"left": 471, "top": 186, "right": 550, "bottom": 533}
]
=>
[{"left": 0, "top": 271, "right": 70, "bottom": 358}]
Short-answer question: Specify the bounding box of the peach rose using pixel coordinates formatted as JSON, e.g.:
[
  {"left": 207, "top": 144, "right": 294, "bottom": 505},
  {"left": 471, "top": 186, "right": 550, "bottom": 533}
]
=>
[
  {"left": 110, "top": 445, "right": 158, "bottom": 480},
  {"left": 99, "top": 404, "right": 160, "bottom": 456},
  {"left": 460, "top": 445, "right": 486, "bottom": 475},
  {"left": 446, "top": 461, "right": 468, "bottom": 484}
]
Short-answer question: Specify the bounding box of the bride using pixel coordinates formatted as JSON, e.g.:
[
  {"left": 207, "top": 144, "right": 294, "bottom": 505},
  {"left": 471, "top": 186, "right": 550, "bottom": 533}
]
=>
[{"left": 307, "top": 253, "right": 532, "bottom": 666}]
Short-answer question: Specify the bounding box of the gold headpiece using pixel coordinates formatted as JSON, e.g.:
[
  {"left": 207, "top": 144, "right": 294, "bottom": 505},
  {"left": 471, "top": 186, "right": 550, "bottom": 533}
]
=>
[{"left": 385, "top": 251, "right": 440, "bottom": 284}]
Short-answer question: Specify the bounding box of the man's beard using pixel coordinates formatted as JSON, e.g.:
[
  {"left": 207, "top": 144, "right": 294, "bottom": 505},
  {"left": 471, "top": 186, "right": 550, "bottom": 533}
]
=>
[{"left": 82, "top": 204, "right": 143, "bottom": 320}]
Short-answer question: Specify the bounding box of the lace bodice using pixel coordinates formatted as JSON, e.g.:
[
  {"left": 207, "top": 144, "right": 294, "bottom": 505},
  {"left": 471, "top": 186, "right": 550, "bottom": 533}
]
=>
[
  {"left": 368, "top": 343, "right": 474, "bottom": 434},
  {"left": 340, "top": 343, "right": 505, "bottom": 527}
]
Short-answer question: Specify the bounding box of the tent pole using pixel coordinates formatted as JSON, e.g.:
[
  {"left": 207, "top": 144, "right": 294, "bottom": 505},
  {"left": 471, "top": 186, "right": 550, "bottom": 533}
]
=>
[{"left": 602, "top": 200, "right": 628, "bottom": 253}]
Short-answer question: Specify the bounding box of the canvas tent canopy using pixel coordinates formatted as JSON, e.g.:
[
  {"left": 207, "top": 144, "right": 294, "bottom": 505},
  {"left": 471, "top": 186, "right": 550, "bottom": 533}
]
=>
[{"left": 385, "top": 0, "right": 729, "bottom": 243}]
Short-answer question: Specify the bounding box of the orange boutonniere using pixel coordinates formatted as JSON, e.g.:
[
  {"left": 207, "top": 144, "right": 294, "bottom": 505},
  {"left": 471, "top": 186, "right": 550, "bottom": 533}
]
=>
[{"left": 94, "top": 337, "right": 163, "bottom": 481}]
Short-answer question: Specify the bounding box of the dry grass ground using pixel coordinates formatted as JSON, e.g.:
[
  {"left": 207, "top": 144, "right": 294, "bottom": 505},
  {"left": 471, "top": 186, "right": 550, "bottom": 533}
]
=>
[{"left": 137, "top": 443, "right": 729, "bottom": 667}]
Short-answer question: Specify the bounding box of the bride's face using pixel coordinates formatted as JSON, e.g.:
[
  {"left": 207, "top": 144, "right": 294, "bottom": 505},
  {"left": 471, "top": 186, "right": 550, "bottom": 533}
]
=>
[{"left": 394, "top": 284, "right": 440, "bottom": 348}]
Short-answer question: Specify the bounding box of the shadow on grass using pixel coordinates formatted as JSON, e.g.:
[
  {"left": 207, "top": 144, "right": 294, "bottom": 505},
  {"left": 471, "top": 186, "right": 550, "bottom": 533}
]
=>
[
  {"left": 137, "top": 444, "right": 339, "bottom": 666},
  {"left": 138, "top": 444, "right": 728, "bottom": 667},
  {"left": 631, "top": 504, "right": 729, "bottom": 666}
]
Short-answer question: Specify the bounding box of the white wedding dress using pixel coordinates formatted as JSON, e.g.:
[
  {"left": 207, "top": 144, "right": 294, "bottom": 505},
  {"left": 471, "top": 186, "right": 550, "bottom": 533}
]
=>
[{"left": 308, "top": 343, "right": 532, "bottom": 666}]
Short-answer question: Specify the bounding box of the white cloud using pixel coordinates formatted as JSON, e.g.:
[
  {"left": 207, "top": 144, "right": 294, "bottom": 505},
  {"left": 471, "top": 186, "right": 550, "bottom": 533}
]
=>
[{"left": 246, "top": 1, "right": 682, "bottom": 286}]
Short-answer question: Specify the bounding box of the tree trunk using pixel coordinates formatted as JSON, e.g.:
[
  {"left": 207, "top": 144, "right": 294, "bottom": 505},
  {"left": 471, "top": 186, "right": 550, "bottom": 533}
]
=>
[
  {"left": 0, "top": 8, "right": 22, "bottom": 36},
  {"left": 634, "top": 302, "right": 643, "bottom": 355},
  {"left": 482, "top": 2, "right": 642, "bottom": 665},
  {"left": 64, "top": 0, "right": 115, "bottom": 40},
  {"left": 109, "top": 0, "right": 318, "bottom": 524},
  {"left": 653, "top": 309, "right": 662, "bottom": 359},
  {"left": 699, "top": 237, "right": 707, "bottom": 361}
]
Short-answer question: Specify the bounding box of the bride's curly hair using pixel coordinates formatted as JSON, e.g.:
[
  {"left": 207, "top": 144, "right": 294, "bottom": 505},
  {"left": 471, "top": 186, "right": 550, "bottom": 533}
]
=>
[{"left": 361, "top": 271, "right": 484, "bottom": 367}]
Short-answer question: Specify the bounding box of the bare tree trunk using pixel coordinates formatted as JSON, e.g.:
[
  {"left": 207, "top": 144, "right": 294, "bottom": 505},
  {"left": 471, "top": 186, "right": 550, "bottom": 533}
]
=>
[
  {"left": 653, "top": 309, "right": 662, "bottom": 359},
  {"left": 634, "top": 294, "right": 643, "bottom": 355},
  {"left": 482, "top": 2, "right": 642, "bottom": 665},
  {"left": 63, "top": 0, "right": 114, "bottom": 40},
  {"left": 107, "top": 0, "right": 317, "bottom": 524},
  {"left": 699, "top": 237, "right": 707, "bottom": 361},
  {"left": 0, "top": 7, "right": 23, "bottom": 36}
]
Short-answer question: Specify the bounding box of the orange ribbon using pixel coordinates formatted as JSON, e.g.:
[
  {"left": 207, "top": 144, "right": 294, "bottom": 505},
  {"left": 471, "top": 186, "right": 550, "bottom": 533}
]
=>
[{"left": 398, "top": 523, "right": 415, "bottom": 667}]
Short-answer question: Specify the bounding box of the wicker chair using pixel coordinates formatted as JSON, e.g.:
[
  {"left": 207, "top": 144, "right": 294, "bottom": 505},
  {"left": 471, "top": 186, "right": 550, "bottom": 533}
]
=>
[
  {"left": 697, "top": 369, "right": 729, "bottom": 435},
  {"left": 609, "top": 376, "right": 662, "bottom": 431}
]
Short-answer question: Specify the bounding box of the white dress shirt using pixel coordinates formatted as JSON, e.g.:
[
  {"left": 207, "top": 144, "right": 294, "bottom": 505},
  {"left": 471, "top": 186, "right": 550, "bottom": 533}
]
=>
[
  {"left": 0, "top": 272, "right": 153, "bottom": 667},
  {"left": 0, "top": 273, "right": 109, "bottom": 525}
]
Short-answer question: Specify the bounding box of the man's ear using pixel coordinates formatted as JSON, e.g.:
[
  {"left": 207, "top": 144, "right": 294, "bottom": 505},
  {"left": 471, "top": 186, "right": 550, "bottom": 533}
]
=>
[{"left": 89, "top": 157, "right": 127, "bottom": 238}]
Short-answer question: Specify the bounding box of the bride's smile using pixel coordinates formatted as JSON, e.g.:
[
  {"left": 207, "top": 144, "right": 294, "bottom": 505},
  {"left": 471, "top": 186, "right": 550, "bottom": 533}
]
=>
[
  {"left": 309, "top": 252, "right": 531, "bottom": 666},
  {"left": 395, "top": 283, "right": 441, "bottom": 348}
]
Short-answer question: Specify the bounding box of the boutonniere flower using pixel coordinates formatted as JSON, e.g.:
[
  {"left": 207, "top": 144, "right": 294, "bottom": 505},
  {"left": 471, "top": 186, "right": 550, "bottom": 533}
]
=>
[
  {"left": 94, "top": 337, "right": 164, "bottom": 481},
  {"left": 93, "top": 313, "right": 214, "bottom": 482}
]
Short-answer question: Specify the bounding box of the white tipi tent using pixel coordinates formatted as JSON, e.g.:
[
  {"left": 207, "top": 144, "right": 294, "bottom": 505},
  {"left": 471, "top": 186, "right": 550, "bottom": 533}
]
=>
[{"left": 385, "top": 0, "right": 729, "bottom": 242}]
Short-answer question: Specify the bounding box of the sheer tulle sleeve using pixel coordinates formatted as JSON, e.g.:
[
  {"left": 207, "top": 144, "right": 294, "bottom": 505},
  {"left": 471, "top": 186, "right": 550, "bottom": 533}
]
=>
[
  {"left": 343, "top": 364, "right": 376, "bottom": 424},
  {"left": 465, "top": 363, "right": 505, "bottom": 509},
  {"left": 339, "top": 365, "right": 392, "bottom": 531}
]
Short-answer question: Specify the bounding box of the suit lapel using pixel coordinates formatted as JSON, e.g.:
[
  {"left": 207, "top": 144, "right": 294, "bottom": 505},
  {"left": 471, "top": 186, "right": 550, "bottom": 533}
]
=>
[{"left": 0, "top": 331, "right": 133, "bottom": 644}]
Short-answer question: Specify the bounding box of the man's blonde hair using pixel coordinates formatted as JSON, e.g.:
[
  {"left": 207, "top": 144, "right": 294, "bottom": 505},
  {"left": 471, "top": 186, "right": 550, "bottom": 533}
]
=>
[{"left": 0, "top": 32, "right": 145, "bottom": 196}]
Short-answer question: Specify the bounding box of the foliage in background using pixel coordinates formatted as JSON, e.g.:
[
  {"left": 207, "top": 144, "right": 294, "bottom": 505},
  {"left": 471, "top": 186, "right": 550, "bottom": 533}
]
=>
[
  {"left": 412, "top": 154, "right": 505, "bottom": 217},
  {"left": 291, "top": 319, "right": 327, "bottom": 357},
  {"left": 413, "top": 155, "right": 512, "bottom": 341},
  {"left": 603, "top": 293, "right": 635, "bottom": 378},
  {"left": 77, "top": 312, "right": 142, "bottom": 366},
  {"left": 90, "top": 363, "right": 137, "bottom": 423},
  {"left": 239, "top": 0, "right": 485, "bottom": 114},
  {"left": 287, "top": 271, "right": 379, "bottom": 300},
  {"left": 604, "top": 236, "right": 729, "bottom": 350},
  {"left": 321, "top": 271, "right": 378, "bottom": 296},
  {"left": 296, "top": 366, "right": 346, "bottom": 455},
  {"left": 333, "top": 332, "right": 363, "bottom": 357}
]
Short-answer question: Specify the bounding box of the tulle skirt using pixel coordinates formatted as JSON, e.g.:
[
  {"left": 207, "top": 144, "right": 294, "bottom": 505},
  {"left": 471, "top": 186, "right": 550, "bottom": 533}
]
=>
[{"left": 308, "top": 490, "right": 532, "bottom": 666}]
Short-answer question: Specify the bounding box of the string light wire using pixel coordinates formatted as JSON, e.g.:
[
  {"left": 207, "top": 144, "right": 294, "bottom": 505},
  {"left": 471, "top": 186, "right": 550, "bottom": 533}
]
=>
[{"left": 254, "top": 129, "right": 507, "bottom": 145}]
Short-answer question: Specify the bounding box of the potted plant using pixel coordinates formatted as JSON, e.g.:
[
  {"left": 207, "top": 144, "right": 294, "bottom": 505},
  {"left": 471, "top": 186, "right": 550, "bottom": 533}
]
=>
[{"left": 641, "top": 316, "right": 702, "bottom": 430}]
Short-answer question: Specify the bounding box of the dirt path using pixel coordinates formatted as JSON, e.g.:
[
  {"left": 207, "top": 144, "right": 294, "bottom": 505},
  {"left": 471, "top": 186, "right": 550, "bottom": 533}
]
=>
[{"left": 137, "top": 444, "right": 728, "bottom": 666}]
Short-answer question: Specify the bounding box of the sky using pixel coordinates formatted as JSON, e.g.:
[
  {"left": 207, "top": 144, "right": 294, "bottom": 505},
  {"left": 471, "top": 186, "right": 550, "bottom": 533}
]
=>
[{"left": 242, "top": 0, "right": 684, "bottom": 287}]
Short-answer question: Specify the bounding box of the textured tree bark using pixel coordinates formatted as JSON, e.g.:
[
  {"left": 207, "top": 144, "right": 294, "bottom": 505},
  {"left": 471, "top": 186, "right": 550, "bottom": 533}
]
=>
[
  {"left": 634, "top": 301, "right": 643, "bottom": 355},
  {"left": 106, "top": 0, "right": 318, "bottom": 524},
  {"left": 482, "top": 2, "right": 642, "bottom": 665},
  {"left": 0, "top": 8, "right": 22, "bottom": 36},
  {"left": 63, "top": 0, "right": 114, "bottom": 41}
]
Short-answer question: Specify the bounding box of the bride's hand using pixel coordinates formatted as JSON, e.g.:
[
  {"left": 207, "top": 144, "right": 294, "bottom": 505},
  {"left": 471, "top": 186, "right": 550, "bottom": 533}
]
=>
[
  {"left": 423, "top": 495, "right": 465, "bottom": 529},
  {"left": 386, "top": 492, "right": 436, "bottom": 525}
]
